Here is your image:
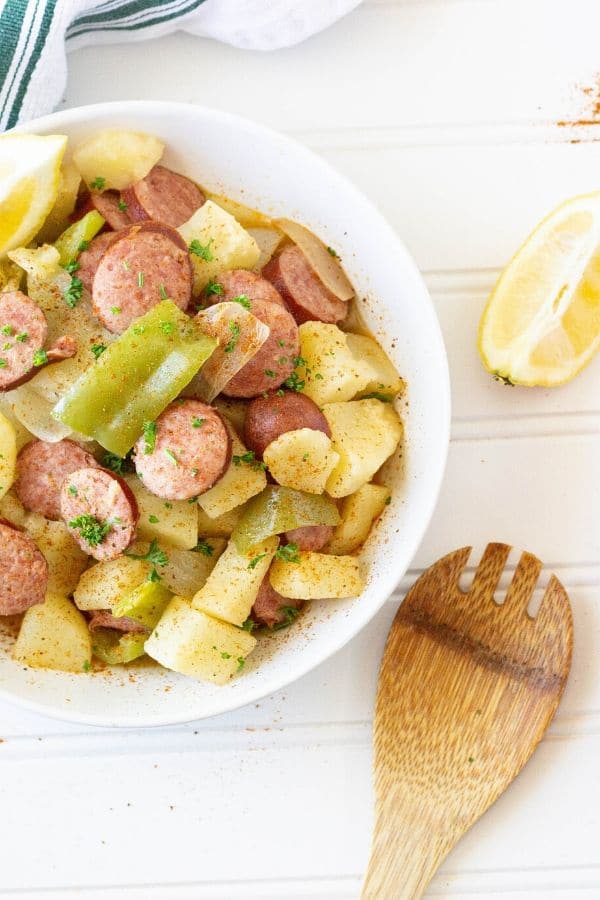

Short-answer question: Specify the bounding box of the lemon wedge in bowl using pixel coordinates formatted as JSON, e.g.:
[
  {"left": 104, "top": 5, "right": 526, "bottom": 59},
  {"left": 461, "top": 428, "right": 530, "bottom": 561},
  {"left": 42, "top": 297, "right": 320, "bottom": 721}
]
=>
[
  {"left": 479, "top": 192, "right": 600, "bottom": 386},
  {"left": 0, "top": 133, "right": 67, "bottom": 257}
]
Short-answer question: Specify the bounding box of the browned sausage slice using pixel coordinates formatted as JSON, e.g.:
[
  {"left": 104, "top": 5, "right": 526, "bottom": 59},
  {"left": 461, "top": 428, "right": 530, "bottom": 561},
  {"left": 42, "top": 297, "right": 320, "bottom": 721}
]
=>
[
  {"left": 284, "top": 525, "right": 334, "bottom": 552},
  {"left": 88, "top": 610, "right": 148, "bottom": 634},
  {"left": 92, "top": 222, "right": 193, "bottom": 333},
  {"left": 78, "top": 231, "right": 119, "bottom": 293},
  {"left": 0, "top": 521, "right": 48, "bottom": 615},
  {"left": 133, "top": 399, "right": 231, "bottom": 501},
  {"left": 122, "top": 165, "right": 205, "bottom": 228},
  {"left": 60, "top": 467, "right": 139, "bottom": 561},
  {"left": 0, "top": 291, "right": 48, "bottom": 390},
  {"left": 263, "top": 244, "right": 347, "bottom": 324},
  {"left": 244, "top": 390, "right": 330, "bottom": 457},
  {"left": 221, "top": 298, "right": 299, "bottom": 398},
  {"left": 208, "top": 269, "right": 285, "bottom": 308},
  {"left": 251, "top": 574, "right": 302, "bottom": 629},
  {"left": 91, "top": 191, "right": 132, "bottom": 231},
  {"left": 15, "top": 439, "right": 101, "bottom": 521}
]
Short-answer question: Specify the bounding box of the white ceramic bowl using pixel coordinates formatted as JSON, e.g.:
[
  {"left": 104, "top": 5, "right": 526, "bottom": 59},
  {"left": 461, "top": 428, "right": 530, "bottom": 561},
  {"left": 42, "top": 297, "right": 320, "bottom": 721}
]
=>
[{"left": 0, "top": 101, "right": 450, "bottom": 726}]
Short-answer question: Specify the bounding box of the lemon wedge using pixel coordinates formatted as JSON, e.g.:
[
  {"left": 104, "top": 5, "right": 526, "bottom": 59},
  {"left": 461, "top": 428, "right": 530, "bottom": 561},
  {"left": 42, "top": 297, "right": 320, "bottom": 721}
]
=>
[
  {"left": 479, "top": 192, "right": 600, "bottom": 386},
  {"left": 0, "top": 133, "right": 67, "bottom": 257}
]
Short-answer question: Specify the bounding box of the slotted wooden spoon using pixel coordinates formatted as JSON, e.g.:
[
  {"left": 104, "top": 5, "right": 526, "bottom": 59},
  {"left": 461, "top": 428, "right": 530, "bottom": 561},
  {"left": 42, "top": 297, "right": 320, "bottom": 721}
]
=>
[{"left": 362, "top": 543, "right": 573, "bottom": 899}]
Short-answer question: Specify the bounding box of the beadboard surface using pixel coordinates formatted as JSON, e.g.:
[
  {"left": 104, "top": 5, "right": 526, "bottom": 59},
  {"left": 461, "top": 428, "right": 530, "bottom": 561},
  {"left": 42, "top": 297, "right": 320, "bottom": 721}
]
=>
[{"left": 3, "top": 0, "right": 600, "bottom": 896}]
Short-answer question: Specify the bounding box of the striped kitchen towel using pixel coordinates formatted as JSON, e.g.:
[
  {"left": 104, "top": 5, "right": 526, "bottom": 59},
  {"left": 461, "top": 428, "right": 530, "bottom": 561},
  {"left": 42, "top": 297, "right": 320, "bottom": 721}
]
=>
[{"left": 0, "top": 0, "right": 363, "bottom": 130}]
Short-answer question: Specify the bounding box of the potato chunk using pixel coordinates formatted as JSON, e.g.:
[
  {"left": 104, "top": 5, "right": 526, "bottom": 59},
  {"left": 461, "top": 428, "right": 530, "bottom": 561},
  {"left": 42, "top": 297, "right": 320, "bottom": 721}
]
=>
[
  {"left": 178, "top": 201, "right": 260, "bottom": 293},
  {"left": 72, "top": 129, "right": 164, "bottom": 190},
  {"left": 327, "top": 483, "right": 390, "bottom": 555},
  {"left": 74, "top": 556, "right": 149, "bottom": 611},
  {"left": 125, "top": 475, "right": 198, "bottom": 550},
  {"left": 297, "top": 322, "right": 373, "bottom": 405},
  {"left": 14, "top": 594, "right": 92, "bottom": 674},
  {"left": 25, "top": 513, "right": 89, "bottom": 596},
  {"left": 323, "top": 399, "right": 403, "bottom": 498},
  {"left": 263, "top": 428, "right": 339, "bottom": 494},
  {"left": 192, "top": 535, "right": 279, "bottom": 626},
  {"left": 197, "top": 429, "right": 266, "bottom": 519},
  {"left": 345, "top": 333, "right": 405, "bottom": 398},
  {"left": 270, "top": 552, "right": 364, "bottom": 600},
  {"left": 145, "top": 596, "right": 257, "bottom": 684},
  {"left": 0, "top": 411, "right": 17, "bottom": 500}
]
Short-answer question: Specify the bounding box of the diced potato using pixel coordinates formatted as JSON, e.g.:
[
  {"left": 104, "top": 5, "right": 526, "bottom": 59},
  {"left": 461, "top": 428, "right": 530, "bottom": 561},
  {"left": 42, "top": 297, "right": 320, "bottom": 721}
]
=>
[
  {"left": 0, "top": 411, "right": 17, "bottom": 499},
  {"left": 14, "top": 593, "right": 92, "bottom": 673},
  {"left": 298, "top": 322, "right": 373, "bottom": 405},
  {"left": 213, "top": 396, "right": 247, "bottom": 435},
  {"left": 345, "top": 333, "right": 405, "bottom": 398},
  {"left": 145, "top": 596, "right": 256, "bottom": 685},
  {"left": 72, "top": 129, "right": 164, "bottom": 190},
  {"left": 197, "top": 428, "right": 266, "bottom": 519},
  {"left": 270, "top": 552, "right": 364, "bottom": 600},
  {"left": 129, "top": 539, "right": 226, "bottom": 600},
  {"left": 192, "top": 535, "right": 279, "bottom": 626},
  {"left": 263, "top": 428, "right": 339, "bottom": 494},
  {"left": 0, "top": 489, "right": 26, "bottom": 527},
  {"left": 206, "top": 192, "right": 272, "bottom": 228},
  {"left": 327, "top": 483, "right": 390, "bottom": 555},
  {"left": 178, "top": 201, "right": 260, "bottom": 293},
  {"left": 74, "top": 556, "right": 150, "bottom": 611},
  {"left": 0, "top": 402, "right": 32, "bottom": 451},
  {"left": 124, "top": 475, "right": 197, "bottom": 550},
  {"left": 324, "top": 399, "right": 403, "bottom": 498},
  {"left": 197, "top": 503, "right": 244, "bottom": 537},
  {"left": 25, "top": 513, "right": 88, "bottom": 595},
  {"left": 36, "top": 158, "right": 81, "bottom": 243},
  {"left": 248, "top": 226, "right": 283, "bottom": 270},
  {"left": 0, "top": 257, "right": 23, "bottom": 292}
]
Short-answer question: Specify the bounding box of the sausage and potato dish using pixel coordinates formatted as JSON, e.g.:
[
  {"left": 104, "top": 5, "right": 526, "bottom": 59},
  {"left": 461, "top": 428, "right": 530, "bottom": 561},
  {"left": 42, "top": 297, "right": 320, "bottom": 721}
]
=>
[{"left": 0, "top": 129, "right": 404, "bottom": 684}]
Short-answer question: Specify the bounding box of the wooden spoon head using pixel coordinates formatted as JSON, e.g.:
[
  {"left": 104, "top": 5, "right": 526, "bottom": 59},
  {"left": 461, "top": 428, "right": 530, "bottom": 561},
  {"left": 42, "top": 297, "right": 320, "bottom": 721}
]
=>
[{"left": 363, "top": 544, "right": 573, "bottom": 899}]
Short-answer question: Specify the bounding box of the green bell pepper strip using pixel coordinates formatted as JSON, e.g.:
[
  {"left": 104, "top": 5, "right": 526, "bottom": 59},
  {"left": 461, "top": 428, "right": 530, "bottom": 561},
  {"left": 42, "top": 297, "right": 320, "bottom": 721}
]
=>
[
  {"left": 54, "top": 210, "right": 105, "bottom": 266},
  {"left": 112, "top": 580, "right": 172, "bottom": 632},
  {"left": 232, "top": 485, "right": 340, "bottom": 554},
  {"left": 91, "top": 629, "right": 147, "bottom": 665},
  {"left": 52, "top": 300, "right": 217, "bottom": 456}
]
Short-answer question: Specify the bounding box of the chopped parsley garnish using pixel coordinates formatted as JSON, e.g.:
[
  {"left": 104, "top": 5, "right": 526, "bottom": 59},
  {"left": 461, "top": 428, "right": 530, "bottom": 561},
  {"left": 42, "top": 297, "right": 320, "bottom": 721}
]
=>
[
  {"left": 91, "top": 343, "right": 107, "bottom": 360},
  {"left": 64, "top": 259, "right": 80, "bottom": 275},
  {"left": 326, "top": 246, "right": 340, "bottom": 258},
  {"left": 159, "top": 284, "right": 168, "bottom": 300},
  {"left": 82, "top": 660, "right": 91, "bottom": 672},
  {"left": 77, "top": 240, "right": 89, "bottom": 253},
  {"left": 164, "top": 502, "right": 173, "bottom": 509},
  {"left": 133, "top": 324, "right": 146, "bottom": 335},
  {"left": 264, "top": 369, "right": 276, "bottom": 378},
  {"left": 232, "top": 450, "right": 266, "bottom": 471},
  {"left": 164, "top": 448, "right": 178, "bottom": 465},
  {"left": 241, "top": 618, "right": 255, "bottom": 633},
  {"left": 111, "top": 306, "right": 121, "bottom": 315},
  {"left": 64, "top": 276, "right": 83, "bottom": 308},
  {"left": 248, "top": 552, "right": 267, "bottom": 570},
  {"left": 148, "top": 515, "right": 159, "bottom": 524},
  {"left": 1, "top": 325, "right": 12, "bottom": 336},
  {"left": 189, "top": 238, "right": 214, "bottom": 262},
  {"left": 68, "top": 484, "right": 78, "bottom": 496},
  {"left": 236, "top": 657, "right": 245, "bottom": 672},
  {"left": 292, "top": 355, "right": 307, "bottom": 368},
  {"left": 361, "top": 391, "right": 393, "bottom": 403},
  {"left": 194, "top": 539, "right": 214, "bottom": 556},
  {"left": 2, "top": 343, "right": 10, "bottom": 351},
  {"left": 68, "top": 514, "right": 110, "bottom": 547},
  {"left": 224, "top": 321, "right": 240, "bottom": 354},
  {"left": 122, "top": 260, "right": 131, "bottom": 272},
  {"left": 272, "top": 605, "right": 301, "bottom": 631},
  {"left": 0, "top": 360, "right": 6, "bottom": 369},
  {"left": 137, "top": 272, "right": 145, "bottom": 288},
  {"left": 118, "top": 198, "right": 128, "bottom": 212},
  {"left": 275, "top": 543, "right": 300, "bottom": 563},
  {"left": 385, "top": 495, "right": 392, "bottom": 505},
  {"left": 192, "top": 417, "right": 205, "bottom": 428},
  {"left": 126, "top": 538, "right": 169, "bottom": 582},
  {"left": 283, "top": 371, "right": 305, "bottom": 392},
  {"left": 221, "top": 651, "right": 231, "bottom": 660},
  {"left": 16, "top": 332, "right": 28, "bottom": 343},
  {"left": 205, "top": 279, "right": 224, "bottom": 297},
  {"left": 90, "top": 176, "right": 106, "bottom": 191},
  {"left": 102, "top": 451, "right": 134, "bottom": 476},
  {"left": 142, "top": 420, "right": 157, "bottom": 455},
  {"left": 148, "top": 568, "right": 161, "bottom": 583},
  {"left": 277, "top": 339, "right": 286, "bottom": 348},
  {"left": 231, "top": 294, "right": 251, "bottom": 309},
  {"left": 160, "top": 321, "right": 174, "bottom": 335},
  {"left": 32, "top": 349, "right": 48, "bottom": 367}
]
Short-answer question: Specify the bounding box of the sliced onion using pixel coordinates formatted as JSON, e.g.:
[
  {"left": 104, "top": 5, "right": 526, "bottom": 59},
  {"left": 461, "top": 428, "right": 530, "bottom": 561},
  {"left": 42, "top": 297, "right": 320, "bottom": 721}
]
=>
[
  {"left": 275, "top": 218, "right": 354, "bottom": 302},
  {"left": 189, "top": 302, "right": 269, "bottom": 402},
  {"left": 4, "top": 384, "right": 73, "bottom": 443},
  {"left": 247, "top": 227, "right": 283, "bottom": 271}
]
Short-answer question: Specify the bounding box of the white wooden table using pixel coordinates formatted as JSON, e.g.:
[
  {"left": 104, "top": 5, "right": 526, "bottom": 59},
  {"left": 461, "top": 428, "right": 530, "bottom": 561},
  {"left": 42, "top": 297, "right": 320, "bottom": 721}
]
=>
[{"left": 2, "top": 2, "right": 600, "bottom": 897}]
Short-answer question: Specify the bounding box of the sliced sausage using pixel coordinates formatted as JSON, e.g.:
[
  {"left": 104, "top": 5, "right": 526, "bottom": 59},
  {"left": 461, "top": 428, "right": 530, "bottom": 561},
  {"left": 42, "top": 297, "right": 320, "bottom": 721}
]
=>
[
  {"left": 251, "top": 574, "right": 302, "bottom": 629},
  {"left": 207, "top": 269, "right": 285, "bottom": 308},
  {"left": 263, "top": 244, "right": 347, "bottom": 324},
  {"left": 133, "top": 399, "right": 231, "bottom": 501},
  {"left": 221, "top": 298, "right": 299, "bottom": 398},
  {"left": 91, "top": 190, "right": 132, "bottom": 231},
  {"left": 122, "top": 165, "right": 205, "bottom": 228},
  {"left": 0, "top": 521, "right": 48, "bottom": 615},
  {"left": 0, "top": 291, "right": 48, "bottom": 390},
  {"left": 46, "top": 335, "right": 78, "bottom": 362},
  {"left": 284, "top": 525, "right": 334, "bottom": 552},
  {"left": 78, "top": 231, "right": 119, "bottom": 293},
  {"left": 15, "top": 439, "right": 100, "bottom": 521},
  {"left": 92, "top": 222, "right": 193, "bottom": 333},
  {"left": 60, "top": 467, "right": 139, "bottom": 561},
  {"left": 244, "top": 390, "right": 330, "bottom": 457},
  {"left": 88, "top": 610, "right": 147, "bottom": 634}
]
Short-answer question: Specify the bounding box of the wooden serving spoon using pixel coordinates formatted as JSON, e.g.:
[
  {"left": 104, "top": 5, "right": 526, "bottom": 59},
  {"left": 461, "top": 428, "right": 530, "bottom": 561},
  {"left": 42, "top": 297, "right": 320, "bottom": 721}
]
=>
[{"left": 362, "top": 543, "right": 573, "bottom": 899}]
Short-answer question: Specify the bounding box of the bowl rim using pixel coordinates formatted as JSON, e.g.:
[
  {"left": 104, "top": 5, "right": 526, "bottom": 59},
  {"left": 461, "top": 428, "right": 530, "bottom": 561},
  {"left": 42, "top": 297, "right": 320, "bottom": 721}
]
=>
[{"left": 5, "top": 100, "right": 451, "bottom": 727}]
